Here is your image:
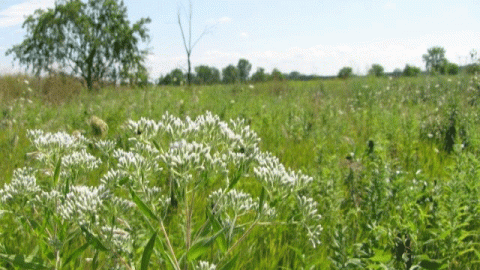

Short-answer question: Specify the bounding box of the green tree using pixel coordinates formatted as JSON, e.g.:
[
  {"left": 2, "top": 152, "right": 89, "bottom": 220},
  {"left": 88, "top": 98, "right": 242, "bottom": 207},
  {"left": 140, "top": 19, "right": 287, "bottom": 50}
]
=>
[
  {"left": 392, "top": 68, "right": 402, "bottom": 77},
  {"left": 338, "top": 67, "right": 353, "bottom": 79},
  {"left": 466, "top": 49, "right": 480, "bottom": 74},
  {"left": 158, "top": 68, "right": 184, "bottom": 86},
  {"left": 403, "top": 64, "right": 421, "bottom": 77},
  {"left": 251, "top": 67, "right": 268, "bottom": 82},
  {"left": 237, "top": 58, "right": 252, "bottom": 82},
  {"left": 222, "top": 64, "right": 239, "bottom": 84},
  {"left": 368, "top": 64, "right": 385, "bottom": 77},
  {"left": 270, "top": 68, "right": 284, "bottom": 81},
  {"left": 194, "top": 65, "right": 220, "bottom": 85},
  {"left": 288, "top": 71, "right": 302, "bottom": 80},
  {"left": 440, "top": 62, "right": 459, "bottom": 75},
  {"left": 422, "top": 46, "right": 446, "bottom": 73},
  {"left": 6, "top": 0, "right": 151, "bottom": 91}
]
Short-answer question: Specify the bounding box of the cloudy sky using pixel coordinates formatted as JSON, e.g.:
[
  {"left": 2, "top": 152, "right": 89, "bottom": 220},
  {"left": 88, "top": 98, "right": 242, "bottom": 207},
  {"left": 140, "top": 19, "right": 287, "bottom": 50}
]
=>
[{"left": 0, "top": 0, "right": 479, "bottom": 78}]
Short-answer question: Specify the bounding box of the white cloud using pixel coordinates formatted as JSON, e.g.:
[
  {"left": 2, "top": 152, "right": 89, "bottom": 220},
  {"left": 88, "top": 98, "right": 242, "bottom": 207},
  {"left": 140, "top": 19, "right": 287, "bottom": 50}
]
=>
[
  {"left": 218, "top": 16, "right": 232, "bottom": 24},
  {"left": 384, "top": 2, "right": 396, "bottom": 10},
  {"left": 136, "top": 31, "right": 480, "bottom": 78},
  {"left": 240, "top": 32, "right": 248, "bottom": 38},
  {"left": 0, "top": 0, "right": 55, "bottom": 28}
]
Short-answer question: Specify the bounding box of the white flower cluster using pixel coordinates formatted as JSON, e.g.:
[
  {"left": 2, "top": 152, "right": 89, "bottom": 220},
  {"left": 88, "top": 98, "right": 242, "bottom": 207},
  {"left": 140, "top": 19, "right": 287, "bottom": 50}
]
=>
[
  {"left": 95, "top": 139, "right": 117, "bottom": 154},
  {"left": 101, "top": 226, "right": 132, "bottom": 253},
  {"left": 159, "top": 140, "right": 212, "bottom": 176},
  {"left": 296, "top": 196, "right": 323, "bottom": 248},
  {"left": 0, "top": 167, "right": 40, "bottom": 203},
  {"left": 195, "top": 261, "right": 216, "bottom": 270},
  {"left": 0, "top": 110, "right": 323, "bottom": 269},
  {"left": 58, "top": 185, "right": 109, "bottom": 226},
  {"left": 209, "top": 188, "right": 259, "bottom": 216},
  {"left": 100, "top": 169, "right": 130, "bottom": 187},
  {"left": 113, "top": 149, "right": 161, "bottom": 178},
  {"left": 61, "top": 149, "right": 102, "bottom": 173},
  {"left": 254, "top": 152, "right": 313, "bottom": 193},
  {"left": 27, "top": 129, "right": 88, "bottom": 156}
]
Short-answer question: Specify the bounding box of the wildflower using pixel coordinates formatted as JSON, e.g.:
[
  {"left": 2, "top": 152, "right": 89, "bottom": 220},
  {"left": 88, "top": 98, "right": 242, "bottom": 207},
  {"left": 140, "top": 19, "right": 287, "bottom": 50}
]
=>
[
  {"left": 296, "top": 195, "right": 322, "bottom": 248},
  {"left": 58, "top": 185, "right": 109, "bottom": 226},
  {"left": 0, "top": 167, "right": 40, "bottom": 204},
  {"left": 27, "top": 129, "right": 88, "bottom": 156},
  {"left": 195, "top": 261, "right": 216, "bottom": 270}
]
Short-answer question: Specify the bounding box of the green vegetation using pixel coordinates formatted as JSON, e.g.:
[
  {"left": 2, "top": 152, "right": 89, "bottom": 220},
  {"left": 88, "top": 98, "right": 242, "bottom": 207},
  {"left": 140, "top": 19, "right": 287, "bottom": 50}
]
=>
[{"left": 1, "top": 73, "right": 480, "bottom": 269}]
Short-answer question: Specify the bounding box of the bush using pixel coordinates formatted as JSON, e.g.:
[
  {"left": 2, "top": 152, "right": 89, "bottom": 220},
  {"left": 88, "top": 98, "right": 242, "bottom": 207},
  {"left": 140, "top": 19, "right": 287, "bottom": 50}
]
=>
[
  {"left": 403, "top": 64, "right": 421, "bottom": 77},
  {"left": 338, "top": 67, "right": 353, "bottom": 79}
]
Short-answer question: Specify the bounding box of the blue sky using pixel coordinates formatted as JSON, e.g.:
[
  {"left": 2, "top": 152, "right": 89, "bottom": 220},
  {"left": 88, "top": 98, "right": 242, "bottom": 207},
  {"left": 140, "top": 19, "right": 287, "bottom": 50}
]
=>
[{"left": 0, "top": 0, "right": 479, "bottom": 78}]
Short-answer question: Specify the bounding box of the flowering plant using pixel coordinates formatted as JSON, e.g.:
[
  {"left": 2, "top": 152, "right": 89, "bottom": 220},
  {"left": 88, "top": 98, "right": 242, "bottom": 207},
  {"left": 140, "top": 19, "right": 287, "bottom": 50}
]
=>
[{"left": 0, "top": 112, "right": 321, "bottom": 269}]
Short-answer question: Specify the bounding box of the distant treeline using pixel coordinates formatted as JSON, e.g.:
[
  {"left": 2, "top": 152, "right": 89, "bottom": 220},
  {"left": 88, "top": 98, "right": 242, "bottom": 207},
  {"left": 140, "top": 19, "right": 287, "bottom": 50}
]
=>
[{"left": 158, "top": 48, "right": 480, "bottom": 86}]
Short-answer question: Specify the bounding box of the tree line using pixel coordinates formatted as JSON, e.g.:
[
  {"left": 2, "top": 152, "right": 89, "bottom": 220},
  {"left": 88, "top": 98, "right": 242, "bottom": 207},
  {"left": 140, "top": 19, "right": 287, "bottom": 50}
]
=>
[
  {"left": 5, "top": 0, "right": 480, "bottom": 90},
  {"left": 157, "top": 59, "right": 328, "bottom": 86}
]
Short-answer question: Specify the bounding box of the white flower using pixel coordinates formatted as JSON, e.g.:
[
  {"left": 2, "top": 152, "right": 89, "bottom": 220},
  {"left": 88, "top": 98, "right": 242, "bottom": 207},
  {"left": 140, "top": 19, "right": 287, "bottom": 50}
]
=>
[
  {"left": 61, "top": 149, "right": 101, "bottom": 171},
  {"left": 296, "top": 195, "right": 322, "bottom": 248},
  {"left": 58, "top": 185, "right": 109, "bottom": 226},
  {"left": 0, "top": 167, "right": 40, "bottom": 203},
  {"left": 195, "top": 261, "right": 216, "bottom": 270}
]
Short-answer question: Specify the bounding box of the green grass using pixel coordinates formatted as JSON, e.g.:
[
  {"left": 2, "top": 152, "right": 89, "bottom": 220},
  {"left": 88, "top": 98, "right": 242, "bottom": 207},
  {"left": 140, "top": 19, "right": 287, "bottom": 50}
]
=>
[{"left": 1, "top": 74, "right": 480, "bottom": 269}]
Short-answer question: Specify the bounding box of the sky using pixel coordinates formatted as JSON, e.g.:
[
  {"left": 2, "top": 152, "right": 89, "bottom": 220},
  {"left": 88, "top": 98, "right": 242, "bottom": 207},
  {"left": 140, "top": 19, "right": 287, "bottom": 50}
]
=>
[{"left": 0, "top": 0, "right": 479, "bottom": 79}]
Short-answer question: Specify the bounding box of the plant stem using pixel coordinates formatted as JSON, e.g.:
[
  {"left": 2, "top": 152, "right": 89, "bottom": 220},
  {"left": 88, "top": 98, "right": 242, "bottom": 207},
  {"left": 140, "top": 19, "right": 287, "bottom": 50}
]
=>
[{"left": 159, "top": 219, "right": 181, "bottom": 270}]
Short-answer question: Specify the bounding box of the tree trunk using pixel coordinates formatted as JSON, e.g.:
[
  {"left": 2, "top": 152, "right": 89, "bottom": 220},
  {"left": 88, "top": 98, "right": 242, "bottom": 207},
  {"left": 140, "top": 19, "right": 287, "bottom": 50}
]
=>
[
  {"left": 187, "top": 53, "right": 191, "bottom": 86},
  {"left": 85, "top": 47, "right": 97, "bottom": 91}
]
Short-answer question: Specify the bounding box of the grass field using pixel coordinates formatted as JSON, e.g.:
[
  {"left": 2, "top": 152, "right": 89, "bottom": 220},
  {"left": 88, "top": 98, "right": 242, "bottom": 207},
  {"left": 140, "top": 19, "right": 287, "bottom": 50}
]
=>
[{"left": 1, "top": 73, "right": 480, "bottom": 269}]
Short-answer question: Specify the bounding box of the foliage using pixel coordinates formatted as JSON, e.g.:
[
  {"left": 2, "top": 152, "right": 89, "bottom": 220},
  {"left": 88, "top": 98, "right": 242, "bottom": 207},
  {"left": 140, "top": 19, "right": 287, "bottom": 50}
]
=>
[
  {"left": 2, "top": 74, "right": 480, "bottom": 269},
  {"left": 159, "top": 69, "right": 185, "bottom": 86},
  {"left": 251, "top": 68, "right": 268, "bottom": 82},
  {"left": 194, "top": 65, "right": 221, "bottom": 85},
  {"left": 222, "top": 65, "right": 239, "bottom": 84},
  {"left": 270, "top": 68, "right": 284, "bottom": 81},
  {"left": 440, "top": 61, "right": 459, "bottom": 75},
  {"left": 403, "top": 64, "right": 422, "bottom": 77},
  {"left": 338, "top": 66, "right": 353, "bottom": 79},
  {"left": 368, "top": 64, "right": 385, "bottom": 77},
  {"left": 423, "top": 46, "right": 446, "bottom": 74},
  {"left": 5, "top": 0, "right": 151, "bottom": 91},
  {"left": 237, "top": 59, "right": 252, "bottom": 83}
]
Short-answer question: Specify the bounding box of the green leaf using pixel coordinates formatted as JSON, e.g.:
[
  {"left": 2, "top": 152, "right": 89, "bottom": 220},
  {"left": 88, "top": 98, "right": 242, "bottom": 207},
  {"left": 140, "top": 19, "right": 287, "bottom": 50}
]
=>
[
  {"left": 258, "top": 186, "right": 266, "bottom": 216},
  {"left": 219, "top": 254, "right": 238, "bottom": 270},
  {"left": 130, "top": 187, "right": 159, "bottom": 221},
  {"left": 64, "top": 243, "right": 89, "bottom": 265},
  {"left": 417, "top": 255, "right": 445, "bottom": 270},
  {"left": 141, "top": 233, "right": 157, "bottom": 270},
  {"left": 0, "top": 254, "right": 49, "bottom": 270},
  {"left": 91, "top": 251, "right": 99, "bottom": 270},
  {"left": 187, "top": 229, "right": 224, "bottom": 261},
  {"left": 227, "top": 172, "right": 242, "bottom": 191},
  {"left": 53, "top": 155, "right": 62, "bottom": 185},
  {"left": 206, "top": 208, "right": 227, "bottom": 253},
  {"left": 370, "top": 248, "right": 391, "bottom": 263},
  {"left": 152, "top": 139, "right": 161, "bottom": 151},
  {"left": 81, "top": 226, "right": 108, "bottom": 252}
]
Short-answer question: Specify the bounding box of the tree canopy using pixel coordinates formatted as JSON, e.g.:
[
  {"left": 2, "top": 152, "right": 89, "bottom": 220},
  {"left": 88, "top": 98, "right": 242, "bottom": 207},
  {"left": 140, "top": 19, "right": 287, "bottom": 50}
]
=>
[
  {"left": 338, "top": 67, "right": 353, "bottom": 79},
  {"left": 237, "top": 59, "right": 252, "bottom": 82},
  {"left": 6, "top": 0, "right": 151, "bottom": 90},
  {"left": 422, "top": 46, "right": 446, "bottom": 74}
]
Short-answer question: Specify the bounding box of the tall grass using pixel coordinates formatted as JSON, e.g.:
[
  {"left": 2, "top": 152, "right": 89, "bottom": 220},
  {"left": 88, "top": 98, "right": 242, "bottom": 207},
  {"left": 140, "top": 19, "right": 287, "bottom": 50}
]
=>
[{"left": 1, "top": 73, "right": 480, "bottom": 268}]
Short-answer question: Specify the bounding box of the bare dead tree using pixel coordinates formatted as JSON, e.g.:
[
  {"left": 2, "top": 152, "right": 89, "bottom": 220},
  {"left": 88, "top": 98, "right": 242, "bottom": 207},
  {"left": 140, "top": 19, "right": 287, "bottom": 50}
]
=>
[{"left": 177, "top": 0, "right": 214, "bottom": 86}]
